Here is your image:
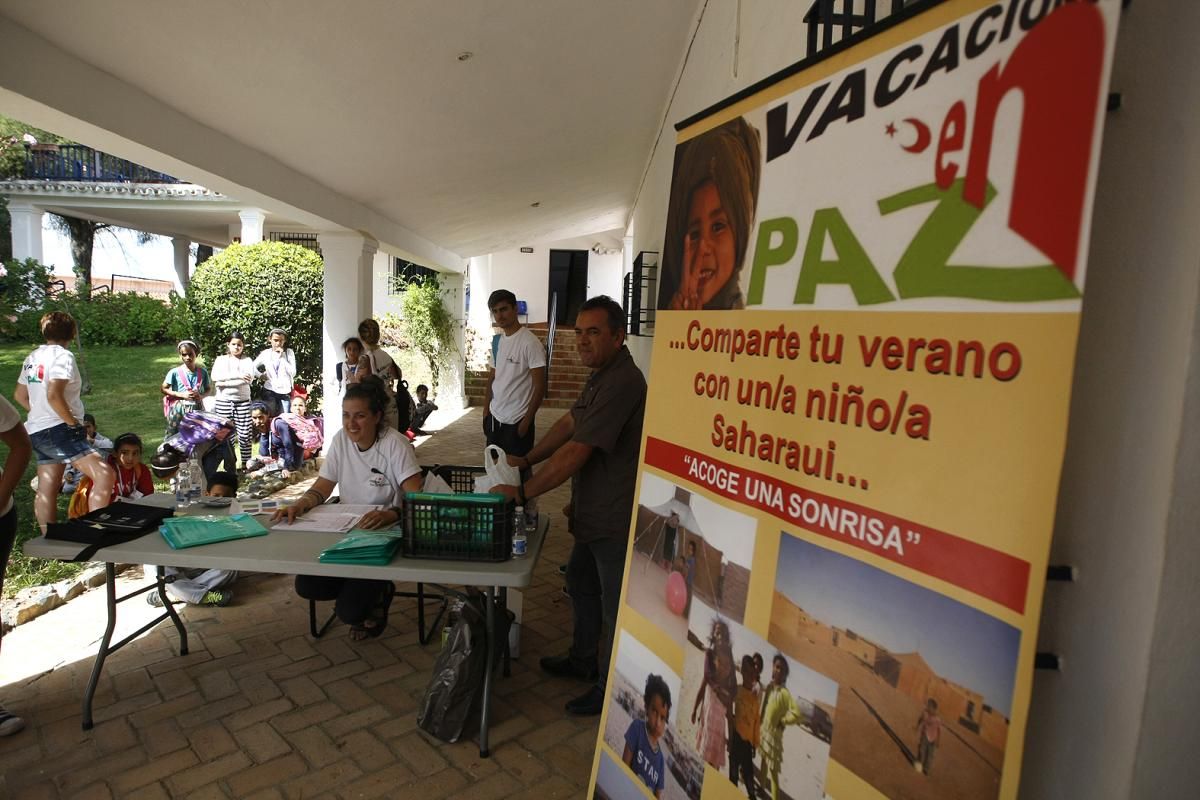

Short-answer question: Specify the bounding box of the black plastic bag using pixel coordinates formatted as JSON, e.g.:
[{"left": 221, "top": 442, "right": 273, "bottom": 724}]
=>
[{"left": 417, "top": 590, "right": 513, "bottom": 743}]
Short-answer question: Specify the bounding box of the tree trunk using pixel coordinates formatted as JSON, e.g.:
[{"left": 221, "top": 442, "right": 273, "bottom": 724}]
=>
[{"left": 53, "top": 214, "right": 102, "bottom": 299}]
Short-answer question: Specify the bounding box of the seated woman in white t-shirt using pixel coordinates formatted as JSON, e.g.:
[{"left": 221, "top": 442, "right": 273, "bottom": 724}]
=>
[{"left": 273, "top": 377, "right": 422, "bottom": 640}]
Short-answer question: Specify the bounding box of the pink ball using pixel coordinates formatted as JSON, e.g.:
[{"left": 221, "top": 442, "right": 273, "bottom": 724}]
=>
[{"left": 666, "top": 571, "right": 688, "bottom": 616}]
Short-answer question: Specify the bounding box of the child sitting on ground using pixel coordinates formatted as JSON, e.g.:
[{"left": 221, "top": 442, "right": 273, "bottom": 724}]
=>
[
  {"left": 146, "top": 471, "right": 239, "bottom": 608},
  {"left": 68, "top": 432, "right": 154, "bottom": 517},
  {"left": 411, "top": 384, "right": 438, "bottom": 435},
  {"left": 158, "top": 410, "right": 238, "bottom": 491},
  {"left": 268, "top": 390, "right": 324, "bottom": 476},
  {"left": 624, "top": 673, "right": 671, "bottom": 798}
]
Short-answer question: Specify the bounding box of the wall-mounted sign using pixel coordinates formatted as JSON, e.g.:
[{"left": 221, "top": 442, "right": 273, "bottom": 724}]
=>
[
  {"left": 591, "top": 2, "right": 1121, "bottom": 799},
  {"left": 520, "top": 247, "right": 534, "bottom": 253}
]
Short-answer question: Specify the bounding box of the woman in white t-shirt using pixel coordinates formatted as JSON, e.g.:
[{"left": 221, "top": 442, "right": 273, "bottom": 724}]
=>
[
  {"left": 14, "top": 312, "right": 115, "bottom": 529},
  {"left": 356, "top": 318, "right": 401, "bottom": 431},
  {"left": 0, "top": 392, "right": 32, "bottom": 736},
  {"left": 274, "top": 377, "right": 422, "bottom": 640}
]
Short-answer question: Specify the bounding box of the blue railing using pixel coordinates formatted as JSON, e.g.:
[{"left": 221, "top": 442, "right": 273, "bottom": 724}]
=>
[{"left": 22, "top": 144, "right": 182, "bottom": 183}]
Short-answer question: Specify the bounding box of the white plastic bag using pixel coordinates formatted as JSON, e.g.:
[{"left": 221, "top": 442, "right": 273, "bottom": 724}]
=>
[{"left": 484, "top": 444, "right": 521, "bottom": 488}]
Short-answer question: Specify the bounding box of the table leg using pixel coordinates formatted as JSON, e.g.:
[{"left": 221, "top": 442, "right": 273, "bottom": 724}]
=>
[
  {"left": 81, "top": 565, "right": 195, "bottom": 730},
  {"left": 479, "top": 585, "right": 495, "bottom": 758},
  {"left": 81, "top": 563, "right": 118, "bottom": 730},
  {"left": 396, "top": 583, "right": 448, "bottom": 645},
  {"left": 499, "top": 586, "right": 511, "bottom": 677},
  {"left": 157, "top": 567, "right": 189, "bottom": 656}
]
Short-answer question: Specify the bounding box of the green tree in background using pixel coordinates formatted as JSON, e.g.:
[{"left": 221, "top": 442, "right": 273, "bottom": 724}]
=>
[
  {"left": 0, "top": 114, "right": 163, "bottom": 297},
  {"left": 186, "top": 242, "right": 325, "bottom": 399},
  {"left": 400, "top": 275, "right": 456, "bottom": 397},
  {"left": 0, "top": 115, "right": 70, "bottom": 265}
]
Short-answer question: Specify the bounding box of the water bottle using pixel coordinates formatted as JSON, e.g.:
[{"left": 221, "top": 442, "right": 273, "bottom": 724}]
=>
[
  {"left": 186, "top": 455, "right": 203, "bottom": 504},
  {"left": 512, "top": 505, "right": 527, "bottom": 558},
  {"left": 174, "top": 460, "right": 190, "bottom": 507}
]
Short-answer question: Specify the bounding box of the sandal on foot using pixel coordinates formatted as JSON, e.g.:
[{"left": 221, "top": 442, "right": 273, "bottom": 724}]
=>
[{"left": 350, "top": 582, "right": 395, "bottom": 641}]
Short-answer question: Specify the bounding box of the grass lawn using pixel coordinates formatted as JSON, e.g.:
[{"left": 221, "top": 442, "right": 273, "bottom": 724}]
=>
[{"left": 0, "top": 342, "right": 181, "bottom": 598}]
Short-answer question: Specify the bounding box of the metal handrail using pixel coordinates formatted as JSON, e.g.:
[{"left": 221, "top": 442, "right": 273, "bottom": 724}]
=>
[{"left": 22, "top": 143, "right": 181, "bottom": 183}]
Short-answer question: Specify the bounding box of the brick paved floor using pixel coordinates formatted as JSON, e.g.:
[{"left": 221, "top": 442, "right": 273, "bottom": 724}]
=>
[{"left": 0, "top": 407, "right": 600, "bottom": 799}]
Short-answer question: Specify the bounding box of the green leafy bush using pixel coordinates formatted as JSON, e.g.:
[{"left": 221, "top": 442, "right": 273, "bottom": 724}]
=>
[
  {"left": 75, "top": 291, "right": 176, "bottom": 345},
  {"left": 185, "top": 242, "right": 324, "bottom": 396},
  {"left": 1, "top": 257, "right": 189, "bottom": 347},
  {"left": 0, "top": 258, "right": 51, "bottom": 340},
  {"left": 397, "top": 277, "right": 457, "bottom": 396}
]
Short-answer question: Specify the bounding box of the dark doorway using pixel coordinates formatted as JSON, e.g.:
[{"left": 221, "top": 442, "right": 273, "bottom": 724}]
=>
[{"left": 548, "top": 249, "right": 588, "bottom": 326}]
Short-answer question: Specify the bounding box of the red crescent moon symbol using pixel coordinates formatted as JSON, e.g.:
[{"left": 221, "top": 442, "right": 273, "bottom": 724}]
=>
[{"left": 901, "top": 118, "right": 932, "bottom": 154}]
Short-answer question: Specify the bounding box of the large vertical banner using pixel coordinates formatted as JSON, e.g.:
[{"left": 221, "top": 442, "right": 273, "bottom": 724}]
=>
[{"left": 591, "top": 2, "right": 1120, "bottom": 799}]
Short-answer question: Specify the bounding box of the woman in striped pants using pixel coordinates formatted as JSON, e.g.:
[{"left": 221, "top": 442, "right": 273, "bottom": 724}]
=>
[{"left": 210, "top": 331, "right": 255, "bottom": 465}]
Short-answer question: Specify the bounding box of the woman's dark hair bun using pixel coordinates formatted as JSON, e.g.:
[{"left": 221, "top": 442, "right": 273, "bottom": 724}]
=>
[{"left": 346, "top": 375, "right": 388, "bottom": 417}]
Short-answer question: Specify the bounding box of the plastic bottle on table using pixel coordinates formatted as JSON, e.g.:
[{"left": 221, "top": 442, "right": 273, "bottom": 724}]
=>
[
  {"left": 174, "top": 460, "right": 190, "bottom": 507},
  {"left": 512, "top": 504, "right": 527, "bottom": 558},
  {"left": 187, "top": 454, "right": 203, "bottom": 504}
]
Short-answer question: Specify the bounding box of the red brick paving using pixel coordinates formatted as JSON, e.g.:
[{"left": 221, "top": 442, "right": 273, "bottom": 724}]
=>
[{"left": 0, "top": 408, "right": 600, "bottom": 798}]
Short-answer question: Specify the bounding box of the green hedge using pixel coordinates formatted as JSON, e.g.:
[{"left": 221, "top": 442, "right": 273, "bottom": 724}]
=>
[
  {"left": 0, "top": 258, "right": 186, "bottom": 346},
  {"left": 185, "top": 242, "right": 324, "bottom": 396}
]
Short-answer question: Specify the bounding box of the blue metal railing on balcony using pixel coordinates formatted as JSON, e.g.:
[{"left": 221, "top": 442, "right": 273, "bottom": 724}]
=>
[{"left": 22, "top": 143, "right": 182, "bottom": 183}]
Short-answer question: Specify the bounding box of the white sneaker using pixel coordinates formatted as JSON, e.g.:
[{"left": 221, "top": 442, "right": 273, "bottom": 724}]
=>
[{"left": 0, "top": 706, "right": 25, "bottom": 736}]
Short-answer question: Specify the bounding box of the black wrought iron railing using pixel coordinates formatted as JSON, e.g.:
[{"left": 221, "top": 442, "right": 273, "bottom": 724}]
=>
[
  {"left": 804, "top": 0, "right": 924, "bottom": 56},
  {"left": 623, "top": 251, "right": 658, "bottom": 337},
  {"left": 22, "top": 144, "right": 182, "bottom": 183}
]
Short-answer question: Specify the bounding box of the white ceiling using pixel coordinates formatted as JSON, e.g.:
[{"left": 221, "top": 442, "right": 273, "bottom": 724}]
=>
[{"left": 0, "top": 0, "right": 703, "bottom": 261}]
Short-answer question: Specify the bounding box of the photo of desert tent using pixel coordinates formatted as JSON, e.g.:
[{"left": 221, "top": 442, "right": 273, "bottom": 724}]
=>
[{"left": 630, "top": 477, "right": 753, "bottom": 626}]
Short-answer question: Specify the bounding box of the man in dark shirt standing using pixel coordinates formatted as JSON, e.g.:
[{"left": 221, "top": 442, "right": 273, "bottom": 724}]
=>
[{"left": 495, "top": 295, "right": 647, "bottom": 716}]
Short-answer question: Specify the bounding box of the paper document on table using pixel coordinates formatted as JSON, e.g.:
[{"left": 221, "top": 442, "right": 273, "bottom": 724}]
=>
[
  {"left": 276, "top": 513, "right": 361, "bottom": 532},
  {"left": 273, "top": 504, "right": 383, "bottom": 533}
]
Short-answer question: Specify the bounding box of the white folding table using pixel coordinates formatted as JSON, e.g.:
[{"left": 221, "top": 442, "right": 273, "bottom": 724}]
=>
[{"left": 23, "top": 494, "right": 546, "bottom": 757}]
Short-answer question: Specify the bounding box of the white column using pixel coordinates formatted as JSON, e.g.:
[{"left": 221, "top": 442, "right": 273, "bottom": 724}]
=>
[
  {"left": 466, "top": 255, "right": 494, "bottom": 372},
  {"left": 238, "top": 208, "right": 266, "bottom": 245},
  {"left": 172, "top": 236, "right": 190, "bottom": 292},
  {"left": 317, "top": 231, "right": 378, "bottom": 403},
  {"left": 8, "top": 200, "right": 44, "bottom": 263},
  {"left": 371, "top": 250, "right": 392, "bottom": 314},
  {"left": 439, "top": 272, "right": 467, "bottom": 410}
]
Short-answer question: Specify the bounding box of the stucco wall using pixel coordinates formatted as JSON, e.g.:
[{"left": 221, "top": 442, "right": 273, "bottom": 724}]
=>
[{"left": 483, "top": 233, "right": 624, "bottom": 325}]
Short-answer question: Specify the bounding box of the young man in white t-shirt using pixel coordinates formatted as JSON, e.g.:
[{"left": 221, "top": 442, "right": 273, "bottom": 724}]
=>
[{"left": 483, "top": 289, "right": 546, "bottom": 467}]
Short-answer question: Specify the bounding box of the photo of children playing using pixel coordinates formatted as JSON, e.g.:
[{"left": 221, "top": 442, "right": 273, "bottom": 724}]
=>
[
  {"left": 770, "top": 536, "right": 1020, "bottom": 800},
  {"left": 626, "top": 473, "right": 756, "bottom": 644},
  {"left": 601, "top": 630, "right": 693, "bottom": 800},
  {"left": 678, "top": 614, "right": 838, "bottom": 800}
]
